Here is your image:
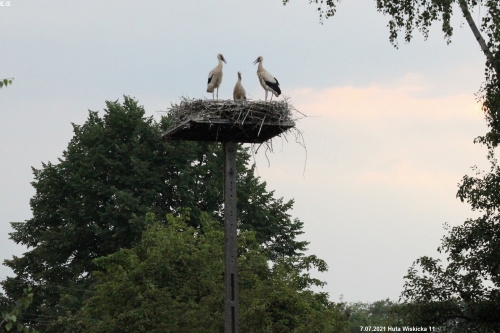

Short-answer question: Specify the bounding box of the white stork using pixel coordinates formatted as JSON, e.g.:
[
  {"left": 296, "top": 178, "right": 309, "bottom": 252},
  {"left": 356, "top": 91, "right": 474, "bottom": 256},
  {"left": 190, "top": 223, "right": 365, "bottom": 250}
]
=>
[
  {"left": 207, "top": 53, "right": 226, "bottom": 100},
  {"left": 233, "top": 71, "right": 246, "bottom": 101},
  {"left": 253, "top": 56, "right": 281, "bottom": 102}
]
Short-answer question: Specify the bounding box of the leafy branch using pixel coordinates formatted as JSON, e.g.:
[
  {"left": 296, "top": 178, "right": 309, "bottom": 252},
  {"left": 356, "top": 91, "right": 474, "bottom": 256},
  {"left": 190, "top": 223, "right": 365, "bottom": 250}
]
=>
[
  {"left": 1, "top": 288, "right": 38, "bottom": 333},
  {"left": 0, "top": 78, "right": 14, "bottom": 89}
]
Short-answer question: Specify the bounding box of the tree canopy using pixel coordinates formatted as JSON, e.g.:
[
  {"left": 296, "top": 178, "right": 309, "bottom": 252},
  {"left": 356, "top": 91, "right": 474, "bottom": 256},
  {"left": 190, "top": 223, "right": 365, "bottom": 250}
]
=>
[
  {"left": 2, "top": 96, "right": 308, "bottom": 331},
  {"left": 57, "top": 212, "right": 348, "bottom": 332},
  {"left": 345, "top": 299, "right": 403, "bottom": 332},
  {"left": 399, "top": 152, "right": 500, "bottom": 331}
]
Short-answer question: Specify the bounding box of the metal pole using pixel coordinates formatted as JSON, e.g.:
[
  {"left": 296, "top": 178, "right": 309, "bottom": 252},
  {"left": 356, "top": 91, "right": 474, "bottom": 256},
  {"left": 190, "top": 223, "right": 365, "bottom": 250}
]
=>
[{"left": 223, "top": 141, "right": 239, "bottom": 333}]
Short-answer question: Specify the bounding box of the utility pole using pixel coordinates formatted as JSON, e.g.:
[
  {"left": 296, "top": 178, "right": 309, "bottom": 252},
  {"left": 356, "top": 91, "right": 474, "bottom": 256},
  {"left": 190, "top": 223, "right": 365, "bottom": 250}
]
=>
[{"left": 223, "top": 141, "right": 238, "bottom": 333}]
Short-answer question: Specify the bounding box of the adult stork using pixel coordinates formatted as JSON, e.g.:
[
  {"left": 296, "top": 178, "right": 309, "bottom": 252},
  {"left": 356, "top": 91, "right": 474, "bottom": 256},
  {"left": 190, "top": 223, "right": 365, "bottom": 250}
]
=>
[
  {"left": 233, "top": 71, "right": 246, "bottom": 101},
  {"left": 253, "top": 56, "right": 281, "bottom": 102},
  {"left": 207, "top": 53, "right": 227, "bottom": 99}
]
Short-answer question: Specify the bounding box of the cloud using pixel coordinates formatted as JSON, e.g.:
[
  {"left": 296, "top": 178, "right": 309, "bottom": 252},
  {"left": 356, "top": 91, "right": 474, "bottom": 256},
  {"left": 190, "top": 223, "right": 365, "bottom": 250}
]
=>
[
  {"left": 289, "top": 78, "right": 484, "bottom": 121},
  {"left": 256, "top": 79, "right": 488, "bottom": 211},
  {"left": 256, "top": 81, "right": 487, "bottom": 299}
]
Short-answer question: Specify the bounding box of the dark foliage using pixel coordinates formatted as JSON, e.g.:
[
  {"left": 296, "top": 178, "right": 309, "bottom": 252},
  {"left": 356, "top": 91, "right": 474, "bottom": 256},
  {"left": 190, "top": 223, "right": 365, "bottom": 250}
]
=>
[{"left": 57, "top": 213, "right": 349, "bottom": 332}]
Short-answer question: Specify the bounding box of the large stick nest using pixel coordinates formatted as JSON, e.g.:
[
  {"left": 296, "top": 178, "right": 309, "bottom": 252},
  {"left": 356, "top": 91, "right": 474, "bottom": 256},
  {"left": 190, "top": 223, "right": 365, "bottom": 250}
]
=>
[{"left": 162, "top": 97, "right": 301, "bottom": 143}]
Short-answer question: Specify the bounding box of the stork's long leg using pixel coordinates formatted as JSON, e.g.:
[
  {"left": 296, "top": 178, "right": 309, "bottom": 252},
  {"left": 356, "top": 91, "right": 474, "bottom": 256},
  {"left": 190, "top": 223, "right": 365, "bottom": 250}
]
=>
[{"left": 265, "top": 90, "right": 268, "bottom": 102}]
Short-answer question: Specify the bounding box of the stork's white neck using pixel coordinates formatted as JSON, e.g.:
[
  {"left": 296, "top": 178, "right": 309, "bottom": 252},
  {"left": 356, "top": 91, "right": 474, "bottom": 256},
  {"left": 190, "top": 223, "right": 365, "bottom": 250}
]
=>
[{"left": 257, "top": 61, "right": 263, "bottom": 71}]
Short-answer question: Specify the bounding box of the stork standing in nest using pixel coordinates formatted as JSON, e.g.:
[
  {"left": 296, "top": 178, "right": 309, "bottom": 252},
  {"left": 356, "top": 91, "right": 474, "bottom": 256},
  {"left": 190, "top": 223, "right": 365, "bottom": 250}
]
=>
[
  {"left": 207, "top": 53, "right": 227, "bottom": 100},
  {"left": 253, "top": 56, "right": 281, "bottom": 102},
  {"left": 233, "top": 71, "right": 246, "bottom": 101}
]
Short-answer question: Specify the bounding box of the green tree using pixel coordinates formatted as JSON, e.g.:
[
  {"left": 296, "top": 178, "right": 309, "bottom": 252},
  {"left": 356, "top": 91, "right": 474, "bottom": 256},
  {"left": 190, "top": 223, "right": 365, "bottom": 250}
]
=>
[
  {"left": 57, "top": 212, "right": 348, "bottom": 333},
  {"left": 0, "top": 78, "right": 13, "bottom": 89},
  {"left": 346, "top": 299, "right": 404, "bottom": 332},
  {"left": 0, "top": 287, "right": 38, "bottom": 333},
  {"left": 2, "top": 96, "right": 307, "bottom": 332},
  {"left": 399, "top": 152, "right": 500, "bottom": 331}
]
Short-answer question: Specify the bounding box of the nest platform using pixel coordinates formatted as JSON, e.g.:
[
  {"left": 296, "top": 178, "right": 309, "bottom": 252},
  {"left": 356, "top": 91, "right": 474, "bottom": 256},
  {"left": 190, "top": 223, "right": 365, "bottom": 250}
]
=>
[{"left": 162, "top": 99, "right": 296, "bottom": 143}]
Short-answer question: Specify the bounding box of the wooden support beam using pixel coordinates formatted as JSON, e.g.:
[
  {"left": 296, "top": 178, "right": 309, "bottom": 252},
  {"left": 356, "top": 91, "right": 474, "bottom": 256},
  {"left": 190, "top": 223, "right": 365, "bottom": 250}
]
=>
[{"left": 223, "top": 141, "right": 239, "bottom": 333}]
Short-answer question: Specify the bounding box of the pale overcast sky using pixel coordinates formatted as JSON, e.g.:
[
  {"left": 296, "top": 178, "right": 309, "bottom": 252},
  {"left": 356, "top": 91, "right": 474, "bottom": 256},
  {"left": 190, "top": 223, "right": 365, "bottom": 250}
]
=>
[{"left": 0, "top": 0, "right": 490, "bottom": 303}]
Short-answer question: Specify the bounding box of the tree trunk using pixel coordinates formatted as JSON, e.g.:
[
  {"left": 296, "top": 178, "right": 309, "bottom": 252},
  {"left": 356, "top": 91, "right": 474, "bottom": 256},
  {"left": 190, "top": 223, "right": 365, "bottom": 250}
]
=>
[{"left": 458, "top": 0, "right": 497, "bottom": 74}]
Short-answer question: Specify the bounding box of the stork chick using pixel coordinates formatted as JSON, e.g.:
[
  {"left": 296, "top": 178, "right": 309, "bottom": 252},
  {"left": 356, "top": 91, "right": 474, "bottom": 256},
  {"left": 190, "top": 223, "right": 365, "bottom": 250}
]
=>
[
  {"left": 207, "top": 53, "right": 227, "bottom": 99},
  {"left": 253, "top": 56, "right": 281, "bottom": 102},
  {"left": 233, "top": 71, "right": 246, "bottom": 101}
]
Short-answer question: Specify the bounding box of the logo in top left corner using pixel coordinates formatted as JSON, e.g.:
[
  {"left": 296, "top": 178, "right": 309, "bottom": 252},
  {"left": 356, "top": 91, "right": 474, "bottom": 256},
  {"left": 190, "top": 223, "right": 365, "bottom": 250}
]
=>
[{"left": 0, "top": 1, "right": 12, "bottom": 7}]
